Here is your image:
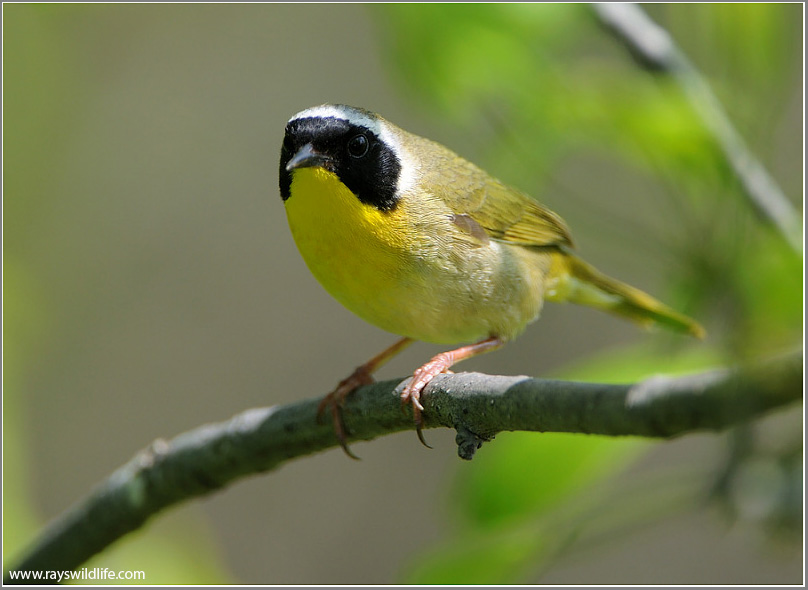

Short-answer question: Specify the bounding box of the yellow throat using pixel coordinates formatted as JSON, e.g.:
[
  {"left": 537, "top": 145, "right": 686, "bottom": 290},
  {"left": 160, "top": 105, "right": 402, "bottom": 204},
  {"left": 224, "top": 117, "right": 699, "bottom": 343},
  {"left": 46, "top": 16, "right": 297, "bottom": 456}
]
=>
[{"left": 283, "top": 167, "right": 415, "bottom": 331}]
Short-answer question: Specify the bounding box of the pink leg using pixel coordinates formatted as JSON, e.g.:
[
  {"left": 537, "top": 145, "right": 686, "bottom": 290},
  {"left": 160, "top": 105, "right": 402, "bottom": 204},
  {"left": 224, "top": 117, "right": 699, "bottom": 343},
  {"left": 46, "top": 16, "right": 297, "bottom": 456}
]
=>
[{"left": 401, "top": 336, "right": 505, "bottom": 447}]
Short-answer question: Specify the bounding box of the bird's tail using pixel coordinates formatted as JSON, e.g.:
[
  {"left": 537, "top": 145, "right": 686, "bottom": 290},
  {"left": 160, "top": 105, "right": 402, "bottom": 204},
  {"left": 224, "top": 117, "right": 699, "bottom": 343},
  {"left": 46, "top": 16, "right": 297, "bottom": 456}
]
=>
[{"left": 546, "top": 252, "right": 705, "bottom": 339}]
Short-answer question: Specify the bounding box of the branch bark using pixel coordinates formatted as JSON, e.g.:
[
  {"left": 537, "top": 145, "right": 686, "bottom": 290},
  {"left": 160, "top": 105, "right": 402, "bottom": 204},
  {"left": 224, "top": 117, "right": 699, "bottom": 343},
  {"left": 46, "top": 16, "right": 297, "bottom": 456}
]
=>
[
  {"left": 591, "top": 3, "right": 803, "bottom": 253},
  {"left": 4, "top": 350, "right": 802, "bottom": 583}
]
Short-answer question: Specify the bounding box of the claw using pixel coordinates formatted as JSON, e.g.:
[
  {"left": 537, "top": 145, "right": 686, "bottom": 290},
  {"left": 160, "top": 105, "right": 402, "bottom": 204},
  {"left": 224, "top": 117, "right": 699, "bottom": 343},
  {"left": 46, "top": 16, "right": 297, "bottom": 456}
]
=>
[
  {"left": 318, "top": 337, "right": 414, "bottom": 459},
  {"left": 401, "top": 379, "right": 433, "bottom": 449},
  {"left": 332, "top": 402, "right": 360, "bottom": 460},
  {"left": 318, "top": 368, "right": 373, "bottom": 460},
  {"left": 317, "top": 391, "right": 360, "bottom": 459},
  {"left": 412, "top": 403, "right": 433, "bottom": 449}
]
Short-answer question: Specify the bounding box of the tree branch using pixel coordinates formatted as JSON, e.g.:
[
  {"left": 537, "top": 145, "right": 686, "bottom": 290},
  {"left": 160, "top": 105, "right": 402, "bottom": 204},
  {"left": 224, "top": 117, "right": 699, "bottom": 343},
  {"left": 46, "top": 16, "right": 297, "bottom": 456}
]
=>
[
  {"left": 591, "top": 3, "right": 803, "bottom": 253},
  {"left": 4, "top": 350, "right": 802, "bottom": 583}
]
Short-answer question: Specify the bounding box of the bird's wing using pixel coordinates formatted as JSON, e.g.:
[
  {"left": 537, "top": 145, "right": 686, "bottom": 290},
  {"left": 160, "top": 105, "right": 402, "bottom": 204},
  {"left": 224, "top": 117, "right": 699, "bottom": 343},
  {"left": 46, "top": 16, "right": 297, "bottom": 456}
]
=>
[{"left": 435, "top": 158, "right": 574, "bottom": 249}]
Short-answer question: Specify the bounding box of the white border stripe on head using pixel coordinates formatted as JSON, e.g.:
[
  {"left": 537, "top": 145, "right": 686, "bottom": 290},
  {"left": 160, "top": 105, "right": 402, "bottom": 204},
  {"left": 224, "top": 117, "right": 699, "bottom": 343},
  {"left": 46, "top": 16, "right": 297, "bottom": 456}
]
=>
[{"left": 290, "top": 105, "right": 383, "bottom": 137}]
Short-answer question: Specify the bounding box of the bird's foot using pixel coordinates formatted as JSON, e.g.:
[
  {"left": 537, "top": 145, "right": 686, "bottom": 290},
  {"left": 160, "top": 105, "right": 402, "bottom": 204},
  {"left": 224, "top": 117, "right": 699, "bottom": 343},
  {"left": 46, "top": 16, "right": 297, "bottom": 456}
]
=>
[
  {"left": 317, "top": 366, "right": 375, "bottom": 460},
  {"left": 400, "top": 353, "right": 456, "bottom": 449}
]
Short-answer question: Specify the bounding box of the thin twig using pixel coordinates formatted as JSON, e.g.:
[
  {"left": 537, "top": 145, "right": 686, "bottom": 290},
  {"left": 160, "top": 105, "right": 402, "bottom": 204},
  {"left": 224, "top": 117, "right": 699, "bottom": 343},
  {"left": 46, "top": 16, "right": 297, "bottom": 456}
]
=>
[
  {"left": 591, "top": 3, "right": 803, "bottom": 253},
  {"left": 3, "top": 350, "right": 802, "bottom": 583}
]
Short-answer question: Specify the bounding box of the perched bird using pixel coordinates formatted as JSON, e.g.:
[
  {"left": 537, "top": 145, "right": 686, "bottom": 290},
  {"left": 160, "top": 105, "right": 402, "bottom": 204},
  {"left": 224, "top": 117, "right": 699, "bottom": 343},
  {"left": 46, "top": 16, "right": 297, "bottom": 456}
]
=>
[{"left": 278, "top": 104, "right": 704, "bottom": 458}]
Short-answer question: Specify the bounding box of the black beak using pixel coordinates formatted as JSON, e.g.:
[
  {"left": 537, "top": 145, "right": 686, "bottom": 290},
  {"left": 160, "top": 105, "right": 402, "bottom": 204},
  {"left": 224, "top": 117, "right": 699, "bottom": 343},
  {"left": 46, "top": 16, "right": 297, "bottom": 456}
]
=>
[{"left": 285, "top": 143, "right": 331, "bottom": 172}]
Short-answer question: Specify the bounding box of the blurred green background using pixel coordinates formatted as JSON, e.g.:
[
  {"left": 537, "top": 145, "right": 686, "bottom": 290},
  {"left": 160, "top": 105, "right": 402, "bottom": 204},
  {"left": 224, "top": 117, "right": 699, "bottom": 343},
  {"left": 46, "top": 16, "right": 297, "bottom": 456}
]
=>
[{"left": 3, "top": 3, "right": 803, "bottom": 584}]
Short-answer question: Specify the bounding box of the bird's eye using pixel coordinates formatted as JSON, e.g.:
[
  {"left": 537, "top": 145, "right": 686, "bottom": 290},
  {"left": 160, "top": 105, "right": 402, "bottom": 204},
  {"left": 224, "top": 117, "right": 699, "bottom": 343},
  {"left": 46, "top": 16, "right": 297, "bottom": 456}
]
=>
[{"left": 347, "top": 134, "right": 369, "bottom": 158}]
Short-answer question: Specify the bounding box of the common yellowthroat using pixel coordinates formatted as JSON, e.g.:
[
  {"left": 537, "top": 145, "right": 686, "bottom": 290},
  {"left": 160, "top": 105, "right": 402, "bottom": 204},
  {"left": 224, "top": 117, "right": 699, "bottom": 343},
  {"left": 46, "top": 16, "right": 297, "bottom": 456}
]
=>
[{"left": 279, "top": 104, "right": 704, "bottom": 458}]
